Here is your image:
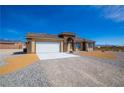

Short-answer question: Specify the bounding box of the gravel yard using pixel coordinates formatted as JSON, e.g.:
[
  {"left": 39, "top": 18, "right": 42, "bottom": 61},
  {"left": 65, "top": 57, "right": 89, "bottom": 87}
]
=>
[
  {"left": 0, "top": 52, "right": 124, "bottom": 87},
  {"left": 0, "top": 49, "right": 23, "bottom": 67}
]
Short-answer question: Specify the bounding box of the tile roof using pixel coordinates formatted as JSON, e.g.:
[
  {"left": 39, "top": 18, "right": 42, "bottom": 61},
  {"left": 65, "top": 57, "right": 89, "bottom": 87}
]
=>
[
  {"left": 75, "top": 37, "right": 85, "bottom": 42},
  {"left": 27, "top": 33, "right": 60, "bottom": 39},
  {"left": 27, "top": 33, "right": 95, "bottom": 42},
  {"left": 59, "top": 32, "right": 75, "bottom": 36},
  {"left": 84, "top": 39, "right": 95, "bottom": 42},
  {"left": 75, "top": 36, "right": 95, "bottom": 42}
]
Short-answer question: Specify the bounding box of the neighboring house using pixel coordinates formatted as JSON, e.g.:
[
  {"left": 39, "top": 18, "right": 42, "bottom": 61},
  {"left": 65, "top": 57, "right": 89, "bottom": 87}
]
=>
[
  {"left": 0, "top": 39, "right": 23, "bottom": 49},
  {"left": 26, "top": 32, "right": 95, "bottom": 53}
]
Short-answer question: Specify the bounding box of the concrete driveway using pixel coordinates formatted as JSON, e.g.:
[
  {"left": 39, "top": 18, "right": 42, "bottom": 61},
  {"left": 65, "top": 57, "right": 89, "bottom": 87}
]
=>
[
  {"left": 37, "top": 53, "right": 79, "bottom": 60},
  {"left": 0, "top": 55, "right": 124, "bottom": 87}
]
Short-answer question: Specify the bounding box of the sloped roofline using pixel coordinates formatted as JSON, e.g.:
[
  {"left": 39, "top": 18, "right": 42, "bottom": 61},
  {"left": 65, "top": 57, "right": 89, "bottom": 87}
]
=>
[{"left": 26, "top": 32, "right": 95, "bottom": 42}]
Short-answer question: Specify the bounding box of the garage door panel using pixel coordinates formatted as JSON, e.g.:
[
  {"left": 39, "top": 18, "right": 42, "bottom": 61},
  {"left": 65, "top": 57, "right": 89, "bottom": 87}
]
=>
[{"left": 36, "top": 42, "right": 60, "bottom": 53}]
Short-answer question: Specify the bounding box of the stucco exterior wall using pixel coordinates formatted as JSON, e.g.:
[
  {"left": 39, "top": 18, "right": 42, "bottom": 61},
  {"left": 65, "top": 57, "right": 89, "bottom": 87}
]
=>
[
  {"left": 27, "top": 38, "right": 63, "bottom": 53},
  {"left": 26, "top": 33, "right": 95, "bottom": 53},
  {"left": 87, "top": 48, "right": 93, "bottom": 51},
  {"left": 31, "top": 41, "right": 36, "bottom": 53},
  {"left": 27, "top": 41, "right": 31, "bottom": 54},
  {"left": 60, "top": 41, "right": 64, "bottom": 52},
  {"left": 86, "top": 42, "right": 94, "bottom": 52},
  {"left": 0, "top": 43, "right": 23, "bottom": 49}
]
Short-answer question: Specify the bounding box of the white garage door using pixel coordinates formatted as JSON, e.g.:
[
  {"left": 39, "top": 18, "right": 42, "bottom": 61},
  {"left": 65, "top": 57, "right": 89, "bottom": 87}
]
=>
[{"left": 36, "top": 42, "right": 60, "bottom": 53}]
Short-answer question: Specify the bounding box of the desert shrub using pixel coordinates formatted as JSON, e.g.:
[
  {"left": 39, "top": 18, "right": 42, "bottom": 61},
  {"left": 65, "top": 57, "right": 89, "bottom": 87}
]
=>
[{"left": 95, "top": 46, "right": 124, "bottom": 52}]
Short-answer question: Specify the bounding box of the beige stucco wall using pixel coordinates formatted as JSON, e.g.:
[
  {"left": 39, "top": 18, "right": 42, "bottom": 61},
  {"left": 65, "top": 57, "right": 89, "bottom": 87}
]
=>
[
  {"left": 27, "top": 41, "right": 31, "bottom": 54},
  {"left": 75, "top": 48, "right": 79, "bottom": 51},
  {"left": 27, "top": 38, "right": 63, "bottom": 53},
  {"left": 86, "top": 42, "right": 94, "bottom": 52},
  {"left": 26, "top": 37, "right": 95, "bottom": 53},
  {"left": 60, "top": 41, "right": 64, "bottom": 52},
  {"left": 0, "top": 43, "right": 23, "bottom": 49},
  {"left": 87, "top": 48, "right": 93, "bottom": 51},
  {"left": 31, "top": 41, "right": 36, "bottom": 53}
]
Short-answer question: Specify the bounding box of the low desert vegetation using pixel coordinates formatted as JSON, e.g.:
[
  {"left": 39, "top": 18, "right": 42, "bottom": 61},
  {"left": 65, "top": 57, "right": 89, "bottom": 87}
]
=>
[
  {"left": 79, "top": 51, "right": 118, "bottom": 60},
  {"left": 95, "top": 46, "right": 124, "bottom": 52}
]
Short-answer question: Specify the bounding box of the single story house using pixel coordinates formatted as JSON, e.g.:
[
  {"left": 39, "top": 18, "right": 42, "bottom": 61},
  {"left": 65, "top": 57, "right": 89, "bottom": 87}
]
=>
[
  {"left": 26, "top": 32, "right": 95, "bottom": 53},
  {"left": 0, "top": 40, "right": 23, "bottom": 49}
]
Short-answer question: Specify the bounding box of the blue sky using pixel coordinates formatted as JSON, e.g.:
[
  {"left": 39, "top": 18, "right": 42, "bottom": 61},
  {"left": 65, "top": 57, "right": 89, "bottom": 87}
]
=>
[{"left": 0, "top": 5, "right": 124, "bottom": 45}]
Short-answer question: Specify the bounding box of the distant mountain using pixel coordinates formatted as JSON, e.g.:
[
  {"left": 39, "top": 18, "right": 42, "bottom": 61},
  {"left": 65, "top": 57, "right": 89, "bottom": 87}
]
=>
[{"left": 96, "top": 44, "right": 124, "bottom": 47}]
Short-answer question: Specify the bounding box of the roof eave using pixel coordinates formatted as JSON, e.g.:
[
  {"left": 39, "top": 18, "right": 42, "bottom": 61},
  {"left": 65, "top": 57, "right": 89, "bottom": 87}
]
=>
[{"left": 27, "top": 37, "right": 64, "bottom": 41}]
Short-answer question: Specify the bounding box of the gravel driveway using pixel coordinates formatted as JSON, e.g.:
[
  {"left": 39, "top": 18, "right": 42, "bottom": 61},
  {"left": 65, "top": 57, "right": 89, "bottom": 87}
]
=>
[{"left": 0, "top": 54, "right": 124, "bottom": 87}]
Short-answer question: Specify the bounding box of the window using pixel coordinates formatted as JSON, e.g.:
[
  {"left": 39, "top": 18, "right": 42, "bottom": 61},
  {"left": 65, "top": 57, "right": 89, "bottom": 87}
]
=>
[
  {"left": 76, "top": 43, "right": 81, "bottom": 49},
  {"left": 88, "top": 43, "right": 93, "bottom": 48}
]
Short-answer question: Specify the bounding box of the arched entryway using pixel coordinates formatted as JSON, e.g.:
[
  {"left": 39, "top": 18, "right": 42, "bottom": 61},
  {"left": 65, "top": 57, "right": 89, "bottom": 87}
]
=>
[{"left": 67, "top": 38, "right": 74, "bottom": 52}]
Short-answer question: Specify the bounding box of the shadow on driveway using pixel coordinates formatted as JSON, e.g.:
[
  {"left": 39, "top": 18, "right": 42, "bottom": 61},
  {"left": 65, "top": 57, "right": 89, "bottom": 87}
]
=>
[{"left": 13, "top": 51, "right": 26, "bottom": 55}]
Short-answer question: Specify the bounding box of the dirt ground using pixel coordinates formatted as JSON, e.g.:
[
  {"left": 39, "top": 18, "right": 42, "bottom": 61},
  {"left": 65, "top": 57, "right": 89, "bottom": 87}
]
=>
[
  {"left": 77, "top": 51, "right": 119, "bottom": 60},
  {"left": 0, "top": 56, "right": 124, "bottom": 87},
  {"left": 0, "top": 49, "right": 39, "bottom": 75},
  {"left": 0, "top": 50, "right": 124, "bottom": 87}
]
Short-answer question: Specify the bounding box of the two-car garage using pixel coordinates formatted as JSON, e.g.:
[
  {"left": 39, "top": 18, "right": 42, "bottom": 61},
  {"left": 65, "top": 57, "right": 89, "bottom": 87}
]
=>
[
  {"left": 26, "top": 33, "right": 79, "bottom": 60},
  {"left": 35, "top": 42, "right": 78, "bottom": 60},
  {"left": 36, "top": 42, "right": 60, "bottom": 53}
]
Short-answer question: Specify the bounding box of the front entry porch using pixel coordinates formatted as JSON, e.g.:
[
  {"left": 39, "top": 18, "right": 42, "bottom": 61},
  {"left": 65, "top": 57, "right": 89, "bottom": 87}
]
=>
[
  {"left": 63, "top": 37, "right": 95, "bottom": 52},
  {"left": 73, "top": 42, "right": 95, "bottom": 52},
  {"left": 67, "top": 38, "right": 74, "bottom": 52}
]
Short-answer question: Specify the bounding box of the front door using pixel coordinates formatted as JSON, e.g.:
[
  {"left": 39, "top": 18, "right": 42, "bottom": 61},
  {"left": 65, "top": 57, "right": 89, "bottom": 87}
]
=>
[
  {"left": 67, "top": 38, "right": 74, "bottom": 52},
  {"left": 83, "top": 42, "right": 86, "bottom": 51}
]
